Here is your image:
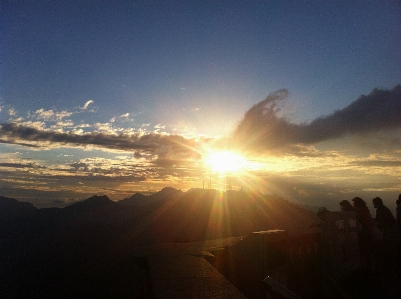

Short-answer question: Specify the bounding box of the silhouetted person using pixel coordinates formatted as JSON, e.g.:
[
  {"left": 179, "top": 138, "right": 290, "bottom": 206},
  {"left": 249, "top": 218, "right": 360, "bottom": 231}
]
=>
[
  {"left": 340, "top": 199, "right": 362, "bottom": 232},
  {"left": 372, "top": 197, "right": 398, "bottom": 276},
  {"left": 352, "top": 197, "right": 374, "bottom": 231},
  {"left": 397, "top": 195, "right": 401, "bottom": 242},
  {"left": 309, "top": 207, "right": 329, "bottom": 228},
  {"left": 340, "top": 199, "right": 357, "bottom": 213},
  {"left": 372, "top": 197, "right": 396, "bottom": 239},
  {"left": 396, "top": 195, "right": 401, "bottom": 272},
  {"left": 352, "top": 197, "right": 376, "bottom": 273}
]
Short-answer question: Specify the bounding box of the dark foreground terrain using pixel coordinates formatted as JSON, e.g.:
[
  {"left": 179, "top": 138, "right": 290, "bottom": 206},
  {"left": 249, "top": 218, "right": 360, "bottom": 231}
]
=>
[{"left": 0, "top": 188, "right": 315, "bottom": 298}]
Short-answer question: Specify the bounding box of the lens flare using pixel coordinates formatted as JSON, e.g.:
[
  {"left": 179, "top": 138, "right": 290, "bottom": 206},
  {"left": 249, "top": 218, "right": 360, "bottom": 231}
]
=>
[{"left": 205, "top": 151, "right": 246, "bottom": 173}]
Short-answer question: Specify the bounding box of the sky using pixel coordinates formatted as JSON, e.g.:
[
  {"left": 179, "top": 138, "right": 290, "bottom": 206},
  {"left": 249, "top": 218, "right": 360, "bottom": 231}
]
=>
[{"left": 1, "top": 1, "right": 401, "bottom": 210}]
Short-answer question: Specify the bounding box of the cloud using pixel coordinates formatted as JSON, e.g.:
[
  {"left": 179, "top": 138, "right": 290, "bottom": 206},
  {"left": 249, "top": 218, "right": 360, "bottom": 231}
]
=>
[
  {"left": 53, "top": 120, "right": 74, "bottom": 128},
  {"left": 33, "top": 109, "right": 72, "bottom": 122},
  {"left": 35, "top": 108, "right": 54, "bottom": 120},
  {"left": 55, "top": 111, "right": 73, "bottom": 119},
  {"left": 0, "top": 139, "right": 42, "bottom": 148},
  {"left": 82, "top": 100, "right": 94, "bottom": 110},
  {"left": 18, "top": 121, "right": 46, "bottom": 130},
  {"left": 232, "top": 89, "right": 302, "bottom": 151},
  {"left": 301, "top": 85, "right": 401, "bottom": 143},
  {"left": 3, "top": 84, "right": 400, "bottom": 164},
  {"left": 70, "top": 162, "right": 90, "bottom": 171},
  {"left": 0, "top": 162, "right": 46, "bottom": 169},
  {"left": 233, "top": 85, "right": 401, "bottom": 153},
  {"left": 134, "top": 151, "right": 143, "bottom": 159},
  {"left": 93, "top": 122, "right": 114, "bottom": 133},
  {"left": 154, "top": 123, "right": 165, "bottom": 129},
  {"left": 0, "top": 123, "right": 198, "bottom": 157},
  {"left": 349, "top": 160, "right": 401, "bottom": 167}
]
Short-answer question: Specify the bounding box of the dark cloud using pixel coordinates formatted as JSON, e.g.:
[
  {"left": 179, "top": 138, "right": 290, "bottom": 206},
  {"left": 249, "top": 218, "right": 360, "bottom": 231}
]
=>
[
  {"left": 0, "top": 162, "right": 46, "bottom": 169},
  {"left": 233, "top": 85, "right": 401, "bottom": 152},
  {"left": 0, "top": 139, "right": 41, "bottom": 148},
  {"left": 151, "top": 158, "right": 180, "bottom": 168},
  {"left": 48, "top": 174, "right": 147, "bottom": 183},
  {"left": 0, "top": 123, "right": 196, "bottom": 156},
  {"left": 134, "top": 151, "right": 143, "bottom": 159},
  {"left": 283, "top": 145, "right": 339, "bottom": 158},
  {"left": 70, "top": 162, "right": 90, "bottom": 171},
  {"left": 302, "top": 85, "right": 401, "bottom": 143},
  {"left": 232, "top": 89, "right": 301, "bottom": 151}
]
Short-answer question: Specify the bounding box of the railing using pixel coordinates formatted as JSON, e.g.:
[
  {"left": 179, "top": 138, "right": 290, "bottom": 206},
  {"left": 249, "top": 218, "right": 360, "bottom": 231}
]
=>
[{"left": 211, "top": 211, "right": 361, "bottom": 299}]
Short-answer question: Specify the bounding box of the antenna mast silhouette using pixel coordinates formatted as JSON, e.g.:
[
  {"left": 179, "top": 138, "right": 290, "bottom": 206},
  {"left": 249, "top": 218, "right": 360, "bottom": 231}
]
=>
[{"left": 203, "top": 170, "right": 212, "bottom": 189}]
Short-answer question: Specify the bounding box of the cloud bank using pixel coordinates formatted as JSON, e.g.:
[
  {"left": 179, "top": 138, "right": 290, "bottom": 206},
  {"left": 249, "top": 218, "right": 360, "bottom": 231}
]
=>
[
  {"left": 1, "top": 85, "right": 400, "bottom": 158},
  {"left": 233, "top": 84, "right": 401, "bottom": 152},
  {"left": 0, "top": 123, "right": 197, "bottom": 157}
]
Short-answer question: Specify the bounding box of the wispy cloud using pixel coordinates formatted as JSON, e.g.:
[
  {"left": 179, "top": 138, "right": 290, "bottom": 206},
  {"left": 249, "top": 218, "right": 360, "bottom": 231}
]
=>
[
  {"left": 82, "top": 100, "right": 94, "bottom": 110},
  {"left": 349, "top": 160, "right": 401, "bottom": 167},
  {"left": 8, "top": 108, "right": 16, "bottom": 116},
  {"left": 55, "top": 111, "right": 73, "bottom": 119}
]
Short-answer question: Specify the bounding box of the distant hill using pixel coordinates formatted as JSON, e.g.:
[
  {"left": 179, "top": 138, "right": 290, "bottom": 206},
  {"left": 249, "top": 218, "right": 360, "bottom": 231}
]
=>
[
  {"left": 0, "top": 188, "right": 315, "bottom": 298},
  {"left": 119, "top": 186, "right": 183, "bottom": 207},
  {"left": 0, "top": 195, "right": 36, "bottom": 210},
  {"left": 0, "top": 195, "right": 36, "bottom": 219}
]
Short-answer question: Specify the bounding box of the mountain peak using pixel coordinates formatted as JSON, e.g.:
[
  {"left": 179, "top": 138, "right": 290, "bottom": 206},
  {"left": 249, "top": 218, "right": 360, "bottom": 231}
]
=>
[
  {"left": 118, "top": 187, "right": 183, "bottom": 207},
  {"left": 0, "top": 196, "right": 36, "bottom": 210},
  {"left": 84, "top": 195, "right": 111, "bottom": 204},
  {"left": 65, "top": 195, "right": 113, "bottom": 211},
  {"left": 152, "top": 187, "right": 183, "bottom": 198}
]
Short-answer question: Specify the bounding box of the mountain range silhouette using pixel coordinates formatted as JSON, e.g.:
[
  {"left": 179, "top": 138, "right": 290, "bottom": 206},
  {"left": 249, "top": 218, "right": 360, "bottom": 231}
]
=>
[{"left": 0, "top": 188, "right": 315, "bottom": 298}]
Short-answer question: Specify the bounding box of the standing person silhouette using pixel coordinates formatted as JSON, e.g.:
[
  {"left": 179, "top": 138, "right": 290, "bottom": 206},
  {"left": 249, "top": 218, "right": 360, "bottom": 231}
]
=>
[
  {"left": 352, "top": 197, "right": 376, "bottom": 274},
  {"left": 396, "top": 195, "right": 401, "bottom": 275},
  {"left": 340, "top": 200, "right": 362, "bottom": 232},
  {"left": 372, "top": 197, "right": 397, "bottom": 276},
  {"left": 352, "top": 197, "right": 374, "bottom": 231},
  {"left": 340, "top": 199, "right": 358, "bottom": 214},
  {"left": 396, "top": 195, "right": 401, "bottom": 242},
  {"left": 372, "top": 197, "right": 396, "bottom": 239}
]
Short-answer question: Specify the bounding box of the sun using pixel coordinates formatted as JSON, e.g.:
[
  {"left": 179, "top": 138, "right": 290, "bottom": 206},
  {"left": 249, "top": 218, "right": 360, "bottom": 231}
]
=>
[{"left": 205, "top": 151, "right": 246, "bottom": 173}]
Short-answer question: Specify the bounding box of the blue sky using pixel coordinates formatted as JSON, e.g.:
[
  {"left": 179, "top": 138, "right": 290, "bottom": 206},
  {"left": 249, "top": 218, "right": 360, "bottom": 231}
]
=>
[{"left": 1, "top": 1, "right": 401, "bottom": 209}]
